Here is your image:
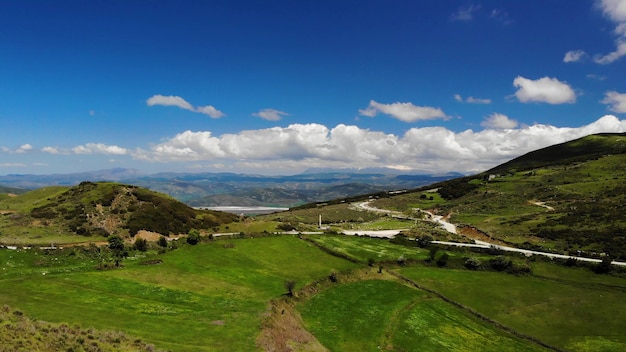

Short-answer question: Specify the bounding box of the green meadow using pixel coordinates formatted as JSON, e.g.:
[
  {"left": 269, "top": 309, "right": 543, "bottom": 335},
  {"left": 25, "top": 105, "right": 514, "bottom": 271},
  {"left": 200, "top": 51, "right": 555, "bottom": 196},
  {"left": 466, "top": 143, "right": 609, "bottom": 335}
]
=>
[
  {"left": 0, "top": 236, "right": 358, "bottom": 351},
  {"left": 300, "top": 279, "right": 546, "bottom": 352},
  {"left": 1, "top": 234, "right": 625, "bottom": 351}
]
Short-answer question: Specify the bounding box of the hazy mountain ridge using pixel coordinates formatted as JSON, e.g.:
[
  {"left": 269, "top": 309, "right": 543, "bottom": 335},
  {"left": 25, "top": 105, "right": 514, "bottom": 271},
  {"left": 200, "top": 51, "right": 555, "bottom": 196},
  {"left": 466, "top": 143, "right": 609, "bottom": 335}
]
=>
[{"left": 0, "top": 168, "right": 458, "bottom": 207}]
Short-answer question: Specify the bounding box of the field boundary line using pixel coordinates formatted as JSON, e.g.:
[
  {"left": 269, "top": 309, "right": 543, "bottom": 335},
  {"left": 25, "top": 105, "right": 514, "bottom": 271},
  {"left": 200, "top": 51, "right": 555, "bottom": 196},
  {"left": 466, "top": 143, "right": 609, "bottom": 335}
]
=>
[{"left": 387, "top": 270, "right": 564, "bottom": 352}]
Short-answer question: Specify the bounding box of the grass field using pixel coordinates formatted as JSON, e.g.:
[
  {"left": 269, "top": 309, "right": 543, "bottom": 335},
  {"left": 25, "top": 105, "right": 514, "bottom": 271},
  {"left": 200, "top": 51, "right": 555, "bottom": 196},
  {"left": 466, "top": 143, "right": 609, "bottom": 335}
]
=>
[
  {"left": 299, "top": 279, "right": 546, "bottom": 351},
  {"left": 2, "top": 233, "right": 625, "bottom": 351},
  {"left": 399, "top": 265, "right": 626, "bottom": 351},
  {"left": 0, "top": 236, "right": 358, "bottom": 351}
]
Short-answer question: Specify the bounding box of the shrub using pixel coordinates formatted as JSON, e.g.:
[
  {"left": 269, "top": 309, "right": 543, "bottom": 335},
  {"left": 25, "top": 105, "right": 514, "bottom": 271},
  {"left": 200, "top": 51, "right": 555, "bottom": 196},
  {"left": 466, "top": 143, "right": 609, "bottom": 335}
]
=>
[
  {"left": 157, "top": 236, "right": 168, "bottom": 248},
  {"left": 464, "top": 257, "right": 482, "bottom": 270},
  {"left": 329, "top": 271, "right": 338, "bottom": 283},
  {"left": 489, "top": 256, "right": 512, "bottom": 271},
  {"left": 284, "top": 280, "right": 297, "bottom": 297},
  {"left": 186, "top": 229, "right": 200, "bottom": 245},
  {"left": 134, "top": 238, "right": 148, "bottom": 252},
  {"left": 436, "top": 253, "right": 449, "bottom": 267},
  {"left": 594, "top": 256, "right": 612, "bottom": 274}
]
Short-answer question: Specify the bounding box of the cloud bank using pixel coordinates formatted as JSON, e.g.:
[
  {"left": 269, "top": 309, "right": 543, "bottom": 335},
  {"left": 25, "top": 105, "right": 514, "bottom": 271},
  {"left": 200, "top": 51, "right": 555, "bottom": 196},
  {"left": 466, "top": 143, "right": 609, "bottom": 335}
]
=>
[
  {"left": 12, "top": 116, "right": 626, "bottom": 175},
  {"left": 140, "top": 115, "right": 626, "bottom": 174}
]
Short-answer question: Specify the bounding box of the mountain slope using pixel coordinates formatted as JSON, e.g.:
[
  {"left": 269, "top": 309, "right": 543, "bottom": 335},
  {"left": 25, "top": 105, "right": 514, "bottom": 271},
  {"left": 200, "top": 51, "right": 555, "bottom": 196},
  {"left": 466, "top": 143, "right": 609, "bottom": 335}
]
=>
[{"left": 487, "top": 133, "right": 626, "bottom": 174}]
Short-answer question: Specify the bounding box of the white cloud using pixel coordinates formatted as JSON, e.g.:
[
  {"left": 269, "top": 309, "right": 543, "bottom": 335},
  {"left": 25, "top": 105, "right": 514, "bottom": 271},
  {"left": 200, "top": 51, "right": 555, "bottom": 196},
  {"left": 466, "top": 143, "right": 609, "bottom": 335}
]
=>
[
  {"left": 195, "top": 105, "right": 225, "bottom": 118},
  {"left": 146, "top": 95, "right": 194, "bottom": 110},
  {"left": 481, "top": 113, "right": 518, "bottom": 129},
  {"left": 358, "top": 100, "right": 447, "bottom": 122},
  {"left": 594, "top": 40, "right": 626, "bottom": 64},
  {"left": 253, "top": 108, "right": 290, "bottom": 121},
  {"left": 450, "top": 4, "right": 481, "bottom": 21},
  {"left": 597, "top": 0, "right": 626, "bottom": 22},
  {"left": 15, "top": 144, "right": 33, "bottom": 153},
  {"left": 593, "top": 0, "right": 626, "bottom": 64},
  {"left": 72, "top": 143, "right": 128, "bottom": 155},
  {"left": 146, "top": 94, "right": 225, "bottom": 118},
  {"left": 41, "top": 146, "right": 61, "bottom": 154},
  {"left": 602, "top": 91, "right": 626, "bottom": 113},
  {"left": 141, "top": 115, "right": 626, "bottom": 174},
  {"left": 455, "top": 94, "right": 491, "bottom": 104},
  {"left": 513, "top": 76, "right": 576, "bottom": 104},
  {"left": 563, "top": 50, "right": 587, "bottom": 63}
]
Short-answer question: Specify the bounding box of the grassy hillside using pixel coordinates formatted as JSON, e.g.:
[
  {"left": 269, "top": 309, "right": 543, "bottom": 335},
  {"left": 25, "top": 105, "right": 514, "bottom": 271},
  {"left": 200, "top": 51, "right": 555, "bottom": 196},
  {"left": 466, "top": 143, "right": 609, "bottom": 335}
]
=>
[
  {"left": 487, "top": 133, "right": 626, "bottom": 174},
  {"left": 0, "top": 181, "right": 239, "bottom": 245},
  {"left": 366, "top": 133, "right": 626, "bottom": 259}
]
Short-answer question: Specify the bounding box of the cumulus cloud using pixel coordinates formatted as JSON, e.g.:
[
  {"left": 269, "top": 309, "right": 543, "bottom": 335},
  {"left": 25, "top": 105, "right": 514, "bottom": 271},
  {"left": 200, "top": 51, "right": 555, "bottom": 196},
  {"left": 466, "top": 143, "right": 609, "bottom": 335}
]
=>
[
  {"left": 146, "top": 94, "right": 225, "bottom": 118},
  {"left": 513, "top": 76, "right": 576, "bottom": 104},
  {"left": 141, "top": 115, "right": 626, "bottom": 174},
  {"left": 602, "top": 91, "right": 626, "bottom": 113},
  {"left": 253, "top": 108, "right": 290, "bottom": 121},
  {"left": 481, "top": 113, "right": 518, "bottom": 129},
  {"left": 593, "top": 0, "right": 626, "bottom": 64},
  {"left": 359, "top": 100, "right": 447, "bottom": 122},
  {"left": 15, "top": 144, "right": 33, "bottom": 153},
  {"left": 454, "top": 94, "right": 492, "bottom": 104},
  {"left": 563, "top": 50, "right": 587, "bottom": 63},
  {"left": 72, "top": 143, "right": 128, "bottom": 155}
]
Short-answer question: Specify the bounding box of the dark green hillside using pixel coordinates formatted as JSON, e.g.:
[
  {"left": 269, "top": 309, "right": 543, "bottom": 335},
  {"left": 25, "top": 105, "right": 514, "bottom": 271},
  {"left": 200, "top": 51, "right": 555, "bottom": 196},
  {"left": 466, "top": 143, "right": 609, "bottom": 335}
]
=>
[
  {"left": 488, "top": 133, "right": 626, "bottom": 174},
  {"left": 0, "top": 181, "right": 239, "bottom": 244}
]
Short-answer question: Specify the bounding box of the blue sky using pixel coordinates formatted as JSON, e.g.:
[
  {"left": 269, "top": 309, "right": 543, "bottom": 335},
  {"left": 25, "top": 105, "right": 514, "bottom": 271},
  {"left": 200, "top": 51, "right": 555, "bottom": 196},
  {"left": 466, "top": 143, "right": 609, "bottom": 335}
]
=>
[{"left": 1, "top": 0, "right": 626, "bottom": 175}]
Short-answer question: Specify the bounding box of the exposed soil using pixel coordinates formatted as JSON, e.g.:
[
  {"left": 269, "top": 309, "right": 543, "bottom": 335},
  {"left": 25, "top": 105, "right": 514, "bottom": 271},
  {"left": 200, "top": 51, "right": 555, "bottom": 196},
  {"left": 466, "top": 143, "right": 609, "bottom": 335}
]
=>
[
  {"left": 257, "top": 299, "right": 328, "bottom": 352},
  {"left": 457, "top": 225, "right": 508, "bottom": 246}
]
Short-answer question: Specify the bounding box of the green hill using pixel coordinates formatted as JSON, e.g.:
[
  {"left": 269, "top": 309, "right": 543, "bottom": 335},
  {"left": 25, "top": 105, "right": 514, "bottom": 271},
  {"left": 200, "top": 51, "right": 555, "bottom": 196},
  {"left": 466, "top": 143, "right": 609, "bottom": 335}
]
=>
[
  {"left": 0, "top": 181, "right": 239, "bottom": 245},
  {"left": 366, "top": 133, "right": 626, "bottom": 259}
]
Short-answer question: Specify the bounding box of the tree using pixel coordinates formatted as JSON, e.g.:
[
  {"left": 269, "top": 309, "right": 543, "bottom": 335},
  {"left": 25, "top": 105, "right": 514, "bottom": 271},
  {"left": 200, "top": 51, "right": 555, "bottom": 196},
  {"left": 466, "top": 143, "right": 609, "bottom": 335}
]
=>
[
  {"left": 108, "top": 235, "right": 124, "bottom": 251},
  {"left": 107, "top": 236, "right": 125, "bottom": 267},
  {"left": 186, "top": 229, "right": 200, "bottom": 245}
]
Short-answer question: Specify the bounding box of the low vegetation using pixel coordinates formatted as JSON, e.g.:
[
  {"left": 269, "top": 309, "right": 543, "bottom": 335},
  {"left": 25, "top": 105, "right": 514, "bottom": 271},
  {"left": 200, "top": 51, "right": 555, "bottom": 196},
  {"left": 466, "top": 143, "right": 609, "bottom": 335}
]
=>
[{"left": 0, "top": 305, "right": 156, "bottom": 351}]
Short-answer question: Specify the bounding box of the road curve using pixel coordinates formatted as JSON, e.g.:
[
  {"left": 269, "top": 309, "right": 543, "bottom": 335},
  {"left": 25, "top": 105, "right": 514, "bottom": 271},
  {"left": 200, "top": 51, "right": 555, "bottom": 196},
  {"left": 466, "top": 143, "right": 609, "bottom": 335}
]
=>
[{"left": 355, "top": 200, "right": 626, "bottom": 267}]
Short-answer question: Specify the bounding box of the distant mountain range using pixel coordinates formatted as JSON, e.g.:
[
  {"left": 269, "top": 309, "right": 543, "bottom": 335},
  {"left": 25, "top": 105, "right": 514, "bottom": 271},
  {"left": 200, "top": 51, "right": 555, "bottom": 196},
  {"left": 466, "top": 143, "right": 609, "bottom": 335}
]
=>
[{"left": 0, "top": 167, "right": 463, "bottom": 207}]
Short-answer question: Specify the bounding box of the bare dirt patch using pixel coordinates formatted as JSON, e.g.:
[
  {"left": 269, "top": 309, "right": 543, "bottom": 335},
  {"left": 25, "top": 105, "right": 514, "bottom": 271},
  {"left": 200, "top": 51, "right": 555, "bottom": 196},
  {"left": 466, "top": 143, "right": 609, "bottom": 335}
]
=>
[
  {"left": 257, "top": 299, "right": 328, "bottom": 352},
  {"left": 458, "top": 226, "right": 508, "bottom": 246}
]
